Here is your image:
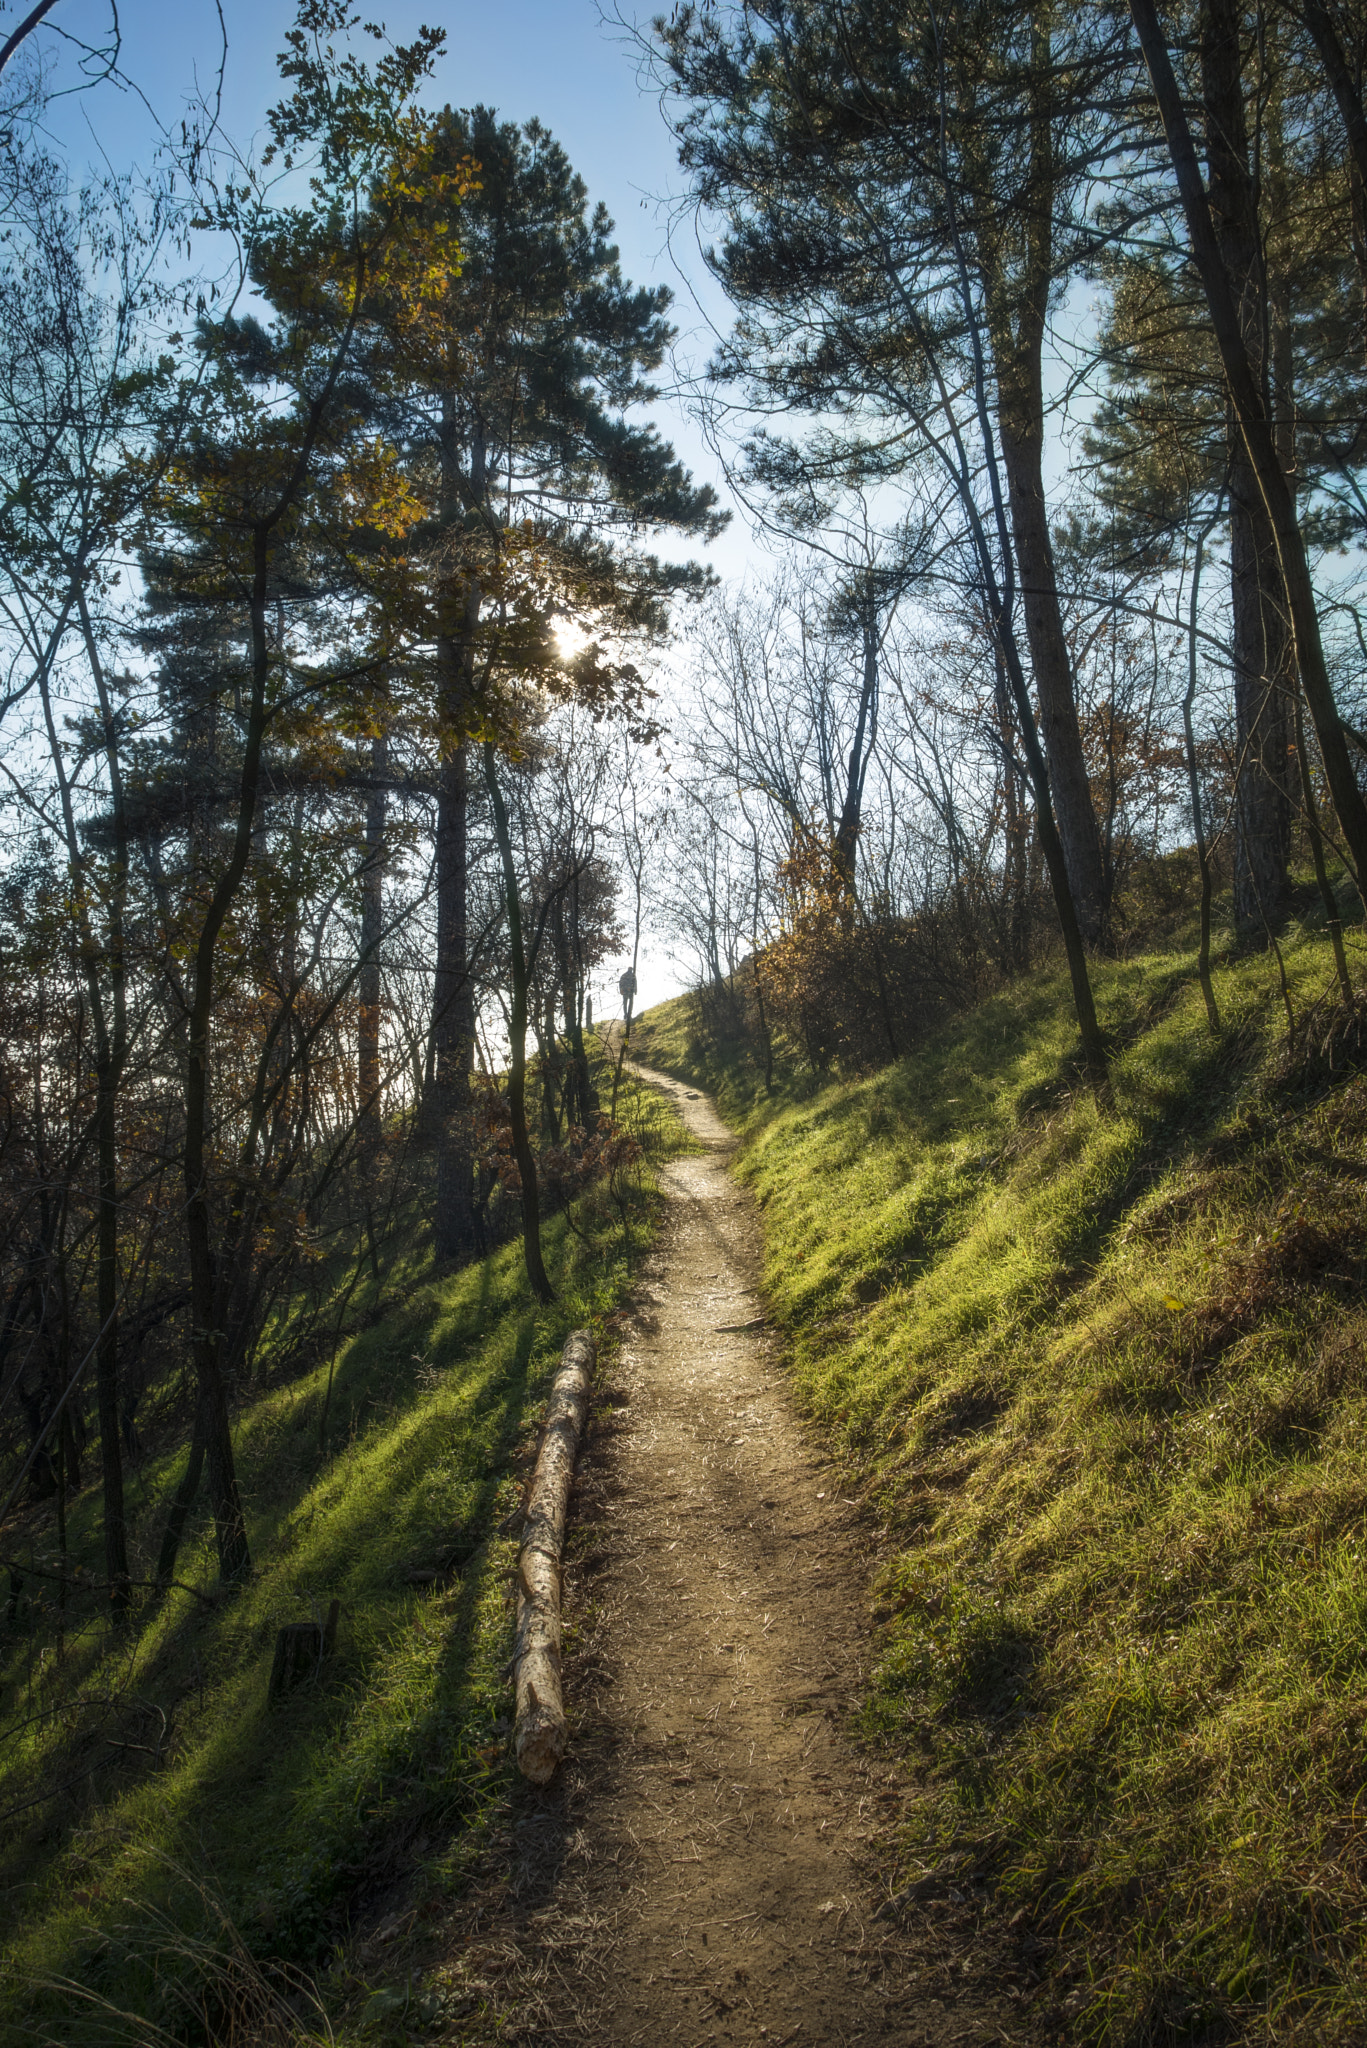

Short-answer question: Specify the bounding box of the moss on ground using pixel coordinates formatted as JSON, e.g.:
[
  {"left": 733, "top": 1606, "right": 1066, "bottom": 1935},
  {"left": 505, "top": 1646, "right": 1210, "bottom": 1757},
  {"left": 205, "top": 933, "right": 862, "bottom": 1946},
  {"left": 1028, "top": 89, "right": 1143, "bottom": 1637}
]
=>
[{"left": 635, "top": 926, "right": 1367, "bottom": 2044}]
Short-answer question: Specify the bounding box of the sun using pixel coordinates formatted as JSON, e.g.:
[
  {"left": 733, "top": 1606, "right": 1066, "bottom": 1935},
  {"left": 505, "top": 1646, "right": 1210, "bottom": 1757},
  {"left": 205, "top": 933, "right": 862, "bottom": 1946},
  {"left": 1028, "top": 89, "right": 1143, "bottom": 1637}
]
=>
[{"left": 552, "top": 614, "right": 591, "bottom": 661}]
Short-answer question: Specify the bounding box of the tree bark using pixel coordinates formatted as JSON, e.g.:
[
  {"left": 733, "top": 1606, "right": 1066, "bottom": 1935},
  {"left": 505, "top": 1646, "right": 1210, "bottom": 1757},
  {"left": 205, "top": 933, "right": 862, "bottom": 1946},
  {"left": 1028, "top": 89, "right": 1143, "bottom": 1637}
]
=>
[
  {"left": 182, "top": 528, "right": 273, "bottom": 1586},
  {"left": 1131, "top": 0, "right": 1367, "bottom": 901},
  {"left": 941, "top": 194, "right": 1110, "bottom": 1089},
  {"left": 996, "top": 414, "right": 1108, "bottom": 948},
  {"left": 93, "top": 1062, "right": 128, "bottom": 1613},
  {"left": 1200, "top": 0, "right": 1293, "bottom": 938},
  {"left": 1298, "top": 0, "right": 1367, "bottom": 215},
  {"left": 833, "top": 596, "right": 879, "bottom": 895},
  {"left": 751, "top": 948, "right": 775, "bottom": 1091},
  {"left": 982, "top": 15, "right": 1110, "bottom": 948},
  {"left": 550, "top": 904, "right": 577, "bottom": 1133},
  {"left": 1293, "top": 0, "right": 1367, "bottom": 357},
  {"left": 564, "top": 874, "right": 599, "bottom": 1129},
  {"left": 1226, "top": 453, "right": 1294, "bottom": 936},
  {"left": 358, "top": 730, "right": 386, "bottom": 1148},
  {"left": 432, "top": 397, "right": 481, "bottom": 1265},
  {"left": 432, "top": 722, "right": 478, "bottom": 1262},
  {"left": 43, "top": 590, "right": 132, "bottom": 1618},
  {"left": 1184, "top": 517, "right": 1223, "bottom": 1031},
  {"left": 484, "top": 743, "right": 555, "bottom": 1305}
]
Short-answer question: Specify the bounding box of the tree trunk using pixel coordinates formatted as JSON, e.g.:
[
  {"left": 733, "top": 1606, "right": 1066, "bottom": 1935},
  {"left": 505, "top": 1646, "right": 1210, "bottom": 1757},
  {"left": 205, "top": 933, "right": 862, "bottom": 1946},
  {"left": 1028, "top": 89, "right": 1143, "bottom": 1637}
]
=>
[
  {"left": 982, "top": 13, "right": 1109, "bottom": 949},
  {"left": 1299, "top": 0, "right": 1367, "bottom": 363},
  {"left": 358, "top": 730, "right": 386, "bottom": 1148},
  {"left": 1131, "top": 0, "right": 1367, "bottom": 900},
  {"left": 484, "top": 743, "right": 555, "bottom": 1305},
  {"left": 1184, "top": 517, "right": 1222, "bottom": 1032},
  {"left": 993, "top": 639, "right": 1032, "bottom": 972},
  {"left": 94, "top": 1073, "right": 128, "bottom": 1615},
  {"left": 1226, "top": 448, "right": 1293, "bottom": 935},
  {"left": 156, "top": 1394, "right": 206, "bottom": 1587},
  {"left": 432, "top": 397, "right": 481, "bottom": 1265},
  {"left": 537, "top": 1004, "right": 564, "bottom": 1145},
  {"left": 994, "top": 360, "right": 1109, "bottom": 949},
  {"left": 432, "top": 723, "right": 478, "bottom": 1262},
  {"left": 751, "top": 948, "right": 775, "bottom": 1091},
  {"left": 833, "top": 598, "right": 879, "bottom": 894},
  {"left": 182, "top": 528, "right": 274, "bottom": 1587},
  {"left": 1200, "top": 0, "right": 1292, "bottom": 939},
  {"left": 565, "top": 874, "right": 598, "bottom": 1128},
  {"left": 1270, "top": 100, "right": 1351, "bottom": 992},
  {"left": 63, "top": 592, "right": 131, "bottom": 1616},
  {"left": 550, "top": 905, "right": 576, "bottom": 1134}
]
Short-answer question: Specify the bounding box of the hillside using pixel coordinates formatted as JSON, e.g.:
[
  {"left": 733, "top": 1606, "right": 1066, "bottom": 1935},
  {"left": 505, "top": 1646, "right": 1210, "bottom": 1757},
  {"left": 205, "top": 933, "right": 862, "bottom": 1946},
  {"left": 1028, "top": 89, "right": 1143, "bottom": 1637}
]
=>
[
  {"left": 0, "top": 1077, "right": 683, "bottom": 2048},
  {"left": 633, "top": 925, "right": 1367, "bottom": 2043}
]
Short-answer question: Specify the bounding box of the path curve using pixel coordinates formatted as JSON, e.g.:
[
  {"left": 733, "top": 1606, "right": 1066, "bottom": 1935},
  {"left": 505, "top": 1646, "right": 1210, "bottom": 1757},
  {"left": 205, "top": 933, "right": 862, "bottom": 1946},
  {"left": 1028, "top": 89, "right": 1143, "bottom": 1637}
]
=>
[{"left": 446, "top": 1067, "right": 1010, "bottom": 2046}]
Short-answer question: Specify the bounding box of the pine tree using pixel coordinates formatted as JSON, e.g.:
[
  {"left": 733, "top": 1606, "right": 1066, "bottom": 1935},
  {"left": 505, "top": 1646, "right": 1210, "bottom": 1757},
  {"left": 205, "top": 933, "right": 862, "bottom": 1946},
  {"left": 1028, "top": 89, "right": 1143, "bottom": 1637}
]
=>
[
  {"left": 655, "top": 0, "right": 1121, "bottom": 945},
  {"left": 392, "top": 108, "right": 725, "bottom": 1272}
]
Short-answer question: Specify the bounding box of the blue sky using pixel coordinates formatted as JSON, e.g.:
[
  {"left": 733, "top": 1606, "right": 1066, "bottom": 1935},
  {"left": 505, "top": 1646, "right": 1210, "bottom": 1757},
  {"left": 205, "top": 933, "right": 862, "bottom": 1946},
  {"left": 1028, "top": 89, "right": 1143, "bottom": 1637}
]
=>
[
  {"left": 15, "top": 0, "right": 756, "bottom": 589},
  {"left": 8, "top": 0, "right": 754, "bottom": 1003}
]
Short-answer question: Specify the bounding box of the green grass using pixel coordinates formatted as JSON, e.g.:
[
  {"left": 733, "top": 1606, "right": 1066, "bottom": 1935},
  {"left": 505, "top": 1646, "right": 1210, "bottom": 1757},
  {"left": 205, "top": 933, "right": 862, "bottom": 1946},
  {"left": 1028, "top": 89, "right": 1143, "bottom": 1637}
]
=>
[
  {"left": 636, "top": 925, "right": 1367, "bottom": 2043},
  {"left": 0, "top": 1073, "right": 684, "bottom": 2047}
]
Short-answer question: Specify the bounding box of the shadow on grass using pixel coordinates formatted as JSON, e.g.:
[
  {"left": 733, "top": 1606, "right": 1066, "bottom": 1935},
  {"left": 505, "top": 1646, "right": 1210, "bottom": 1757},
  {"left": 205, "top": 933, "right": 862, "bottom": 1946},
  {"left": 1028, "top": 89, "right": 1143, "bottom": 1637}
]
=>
[{"left": 0, "top": 1129, "right": 678, "bottom": 2042}]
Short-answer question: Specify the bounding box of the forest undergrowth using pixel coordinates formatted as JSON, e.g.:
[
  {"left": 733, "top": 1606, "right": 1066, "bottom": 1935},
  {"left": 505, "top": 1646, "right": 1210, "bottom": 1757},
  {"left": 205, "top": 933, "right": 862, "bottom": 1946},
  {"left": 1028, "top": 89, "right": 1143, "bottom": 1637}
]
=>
[
  {"left": 634, "top": 912, "right": 1367, "bottom": 2045},
  {"left": 0, "top": 1074, "right": 685, "bottom": 2048}
]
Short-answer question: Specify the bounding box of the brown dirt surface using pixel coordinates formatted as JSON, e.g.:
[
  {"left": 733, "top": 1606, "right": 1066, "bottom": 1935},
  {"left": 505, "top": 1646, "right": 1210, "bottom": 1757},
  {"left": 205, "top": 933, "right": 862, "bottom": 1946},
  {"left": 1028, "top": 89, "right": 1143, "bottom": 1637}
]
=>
[{"left": 430, "top": 1066, "right": 1018, "bottom": 2046}]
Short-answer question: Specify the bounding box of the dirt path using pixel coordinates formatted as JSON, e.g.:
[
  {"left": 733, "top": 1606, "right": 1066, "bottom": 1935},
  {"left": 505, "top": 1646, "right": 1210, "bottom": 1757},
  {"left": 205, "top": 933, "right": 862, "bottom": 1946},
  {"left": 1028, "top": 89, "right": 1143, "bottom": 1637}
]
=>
[{"left": 440, "top": 1067, "right": 1012, "bottom": 2046}]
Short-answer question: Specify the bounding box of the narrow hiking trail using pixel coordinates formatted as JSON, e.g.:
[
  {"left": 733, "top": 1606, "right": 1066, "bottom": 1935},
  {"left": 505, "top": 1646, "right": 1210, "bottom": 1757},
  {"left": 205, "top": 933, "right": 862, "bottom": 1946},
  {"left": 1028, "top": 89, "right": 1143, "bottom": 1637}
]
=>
[{"left": 439, "top": 1068, "right": 1012, "bottom": 2046}]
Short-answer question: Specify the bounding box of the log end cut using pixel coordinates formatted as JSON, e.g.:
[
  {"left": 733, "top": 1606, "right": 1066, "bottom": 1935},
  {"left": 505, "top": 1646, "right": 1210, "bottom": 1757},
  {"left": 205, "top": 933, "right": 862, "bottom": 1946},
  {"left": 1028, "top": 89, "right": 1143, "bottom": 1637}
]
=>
[{"left": 515, "top": 1677, "right": 567, "bottom": 1785}]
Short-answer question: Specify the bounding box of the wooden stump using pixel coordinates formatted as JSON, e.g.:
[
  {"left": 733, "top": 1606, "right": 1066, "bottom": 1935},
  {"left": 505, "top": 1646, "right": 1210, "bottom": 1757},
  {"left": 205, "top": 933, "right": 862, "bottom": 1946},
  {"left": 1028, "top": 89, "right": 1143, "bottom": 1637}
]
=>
[
  {"left": 268, "top": 1599, "right": 339, "bottom": 1703},
  {"left": 513, "top": 1329, "right": 596, "bottom": 1783}
]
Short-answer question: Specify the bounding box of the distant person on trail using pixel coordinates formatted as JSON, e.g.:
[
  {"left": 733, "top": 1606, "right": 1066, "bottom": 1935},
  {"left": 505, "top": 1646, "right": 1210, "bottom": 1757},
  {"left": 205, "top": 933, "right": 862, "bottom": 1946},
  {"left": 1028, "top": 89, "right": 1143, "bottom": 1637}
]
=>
[{"left": 611, "top": 969, "right": 638, "bottom": 1118}]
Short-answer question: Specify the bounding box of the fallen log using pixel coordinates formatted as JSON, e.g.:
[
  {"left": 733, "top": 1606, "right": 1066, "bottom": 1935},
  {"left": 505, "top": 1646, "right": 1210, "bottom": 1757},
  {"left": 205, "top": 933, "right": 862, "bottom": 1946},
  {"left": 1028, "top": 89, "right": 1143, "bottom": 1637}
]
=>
[{"left": 513, "top": 1328, "right": 596, "bottom": 1783}]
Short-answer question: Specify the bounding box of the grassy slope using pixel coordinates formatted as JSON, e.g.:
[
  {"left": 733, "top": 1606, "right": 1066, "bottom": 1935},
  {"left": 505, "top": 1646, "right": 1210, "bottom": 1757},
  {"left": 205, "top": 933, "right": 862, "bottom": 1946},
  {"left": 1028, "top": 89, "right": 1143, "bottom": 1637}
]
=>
[
  {"left": 635, "top": 931, "right": 1367, "bottom": 2044},
  {"left": 0, "top": 1075, "right": 684, "bottom": 2046}
]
